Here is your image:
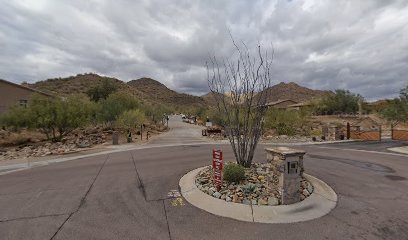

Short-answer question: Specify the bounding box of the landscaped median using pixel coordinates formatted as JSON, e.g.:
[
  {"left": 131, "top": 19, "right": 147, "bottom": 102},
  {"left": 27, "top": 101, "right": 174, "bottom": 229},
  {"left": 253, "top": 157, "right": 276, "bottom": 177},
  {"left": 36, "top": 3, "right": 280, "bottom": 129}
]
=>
[{"left": 179, "top": 166, "right": 337, "bottom": 223}]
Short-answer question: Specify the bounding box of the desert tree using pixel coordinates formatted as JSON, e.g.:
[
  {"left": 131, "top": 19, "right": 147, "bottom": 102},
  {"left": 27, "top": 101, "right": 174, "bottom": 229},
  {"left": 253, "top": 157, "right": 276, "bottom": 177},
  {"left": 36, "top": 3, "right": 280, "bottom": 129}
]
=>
[
  {"left": 381, "top": 85, "right": 408, "bottom": 127},
  {"left": 207, "top": 38, "right": 273, "bottom": 167}
]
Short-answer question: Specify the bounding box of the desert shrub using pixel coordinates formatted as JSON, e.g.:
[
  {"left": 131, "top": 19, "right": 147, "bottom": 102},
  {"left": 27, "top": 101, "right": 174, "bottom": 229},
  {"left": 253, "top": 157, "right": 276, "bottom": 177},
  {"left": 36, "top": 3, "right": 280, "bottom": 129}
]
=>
[
  {"left": 196, "top": 107, "right": 224, "bottom": 126},
  {"left": 97, "top": 92, "right": 139, "bottom": 126},
  {"left": 315, "top": 89, "right": 363, "bottom": 115},
  {"left": 115, "top": 109, "right": 146, "bottom": 129},
  {"left": 142, "top": 103, "right": 172, "bottom": 124},
  {"left": 264, "top": 108, "right": 310, "bottom": 136},
  {"left": 0, "top": 105, "right": 31, "bottom": 130},
  {"left": 1, "top": 94, "right": 94, "bottom": 141},
  {"left": 310, "top": 128, "right": 322, "bottom": 137},
  {"left": 86, "top": 79, "right": 118, "bottom": 102},
  {"left": 381, "top": 85, "right": 408, "bottom": 125},
  {"left": 223, "top": 163, "right": 245, "bottom": 183}
]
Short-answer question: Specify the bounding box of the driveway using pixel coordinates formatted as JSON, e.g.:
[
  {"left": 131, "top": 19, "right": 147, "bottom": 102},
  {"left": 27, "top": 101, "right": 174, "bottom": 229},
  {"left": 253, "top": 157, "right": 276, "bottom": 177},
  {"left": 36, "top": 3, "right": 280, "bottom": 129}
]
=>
[{"left": 1, "top": 117, "right": 408, "bottom": 240}]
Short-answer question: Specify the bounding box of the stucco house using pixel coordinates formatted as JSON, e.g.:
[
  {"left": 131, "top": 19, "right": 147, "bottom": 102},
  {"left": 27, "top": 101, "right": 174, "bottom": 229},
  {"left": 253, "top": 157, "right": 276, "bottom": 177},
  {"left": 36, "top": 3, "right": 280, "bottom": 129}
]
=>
[
  {"left": 0, "top": 79, "right": 53, "bottom": 114},
  {"left": 262, "top": 99, "right": 298, "bottom": 109}
]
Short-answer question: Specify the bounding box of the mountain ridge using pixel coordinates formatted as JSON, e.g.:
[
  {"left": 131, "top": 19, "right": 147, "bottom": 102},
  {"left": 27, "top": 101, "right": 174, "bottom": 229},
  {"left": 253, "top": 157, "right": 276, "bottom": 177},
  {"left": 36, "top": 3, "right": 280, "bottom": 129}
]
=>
[{"left": 26, "top": 73, "right": 332, "bottom": 108}]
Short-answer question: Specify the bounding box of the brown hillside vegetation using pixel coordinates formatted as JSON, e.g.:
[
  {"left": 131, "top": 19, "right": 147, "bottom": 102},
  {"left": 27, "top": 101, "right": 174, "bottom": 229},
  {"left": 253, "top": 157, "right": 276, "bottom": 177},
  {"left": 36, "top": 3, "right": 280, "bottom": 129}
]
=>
[
  {"left": 202, "top": 82, "right": 332, "bottom": 106},
  {"left": 127, "top": 78, "right": 206, "bottom": 108},
  {"left": 29, "top": 73, "right": 206, "bottom": 108},
  {"left": 262, "top": 82, "right": 333, "bottom": 103},
  {"left": 28, "top": 73, "right": 143, "bottom": 97},
  {"left": 201, "top": 92, "right": 227, "bottom": 106},
  {"left": 28, "top": 74, "right": 333, "bottom": 108}
]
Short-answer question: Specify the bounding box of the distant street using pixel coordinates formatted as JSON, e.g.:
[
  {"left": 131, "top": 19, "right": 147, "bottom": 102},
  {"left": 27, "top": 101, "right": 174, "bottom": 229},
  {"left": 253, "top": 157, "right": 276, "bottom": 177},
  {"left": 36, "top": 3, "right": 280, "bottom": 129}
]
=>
[
  {"left": 148, "top": 115, "right": 207, "bottom": 146},
  {"left": 1, "top": 116, "right": 408, "bottom": 239}
]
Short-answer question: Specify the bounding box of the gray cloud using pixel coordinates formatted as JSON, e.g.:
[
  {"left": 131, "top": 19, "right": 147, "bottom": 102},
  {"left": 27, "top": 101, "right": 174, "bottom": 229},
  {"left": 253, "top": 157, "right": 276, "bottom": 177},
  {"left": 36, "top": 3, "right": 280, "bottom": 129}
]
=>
[{"left": 0, "top": 0, "right": 407, "bottom": 100}]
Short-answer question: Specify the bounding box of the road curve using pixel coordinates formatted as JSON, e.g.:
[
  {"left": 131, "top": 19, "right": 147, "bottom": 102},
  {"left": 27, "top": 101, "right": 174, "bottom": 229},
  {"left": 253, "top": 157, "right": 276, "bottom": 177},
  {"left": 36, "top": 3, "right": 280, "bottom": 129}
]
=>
[{"left": 0, "top": 116, "right": 408, "bottom": 239}]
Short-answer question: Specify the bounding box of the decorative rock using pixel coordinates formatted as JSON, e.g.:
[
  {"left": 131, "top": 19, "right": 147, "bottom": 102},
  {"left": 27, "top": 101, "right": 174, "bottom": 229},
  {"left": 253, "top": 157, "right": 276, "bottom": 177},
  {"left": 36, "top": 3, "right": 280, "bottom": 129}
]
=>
[
  {"left": 258, "top": 198, "right": 268, "bottom": 205},
  {"left": 199, "top": 178, "right": 209, "bottom": 184},
  {"left": 268, "top": 197, "right": 279, "bottom": 206},
  {"left": 302, "top": 189, "right": 310, "bottom": 197},
  {"left": 307, "top": 184, "right": 313, "bottom": 194},
  {"left": 213, "top": 192, "right": 222, "bottom": 199},
  {"left": 243, "top": 199, "right": 251, "bottom": 205},
  {"left": 220, "top": 189, "right": 229, "bottom": 194},
  {"left": 195, "top": 163, "right": 313, "bottom": 206},
  {"left": 232, "top": 194, "right": 240, "bottom": 203}
]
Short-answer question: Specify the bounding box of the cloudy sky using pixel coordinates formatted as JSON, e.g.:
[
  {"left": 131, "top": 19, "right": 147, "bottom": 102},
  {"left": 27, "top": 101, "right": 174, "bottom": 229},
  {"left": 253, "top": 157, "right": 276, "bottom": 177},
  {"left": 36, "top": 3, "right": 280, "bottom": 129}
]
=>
[{"left": 1, "top": 0, "right": 407, "bottom": 100}]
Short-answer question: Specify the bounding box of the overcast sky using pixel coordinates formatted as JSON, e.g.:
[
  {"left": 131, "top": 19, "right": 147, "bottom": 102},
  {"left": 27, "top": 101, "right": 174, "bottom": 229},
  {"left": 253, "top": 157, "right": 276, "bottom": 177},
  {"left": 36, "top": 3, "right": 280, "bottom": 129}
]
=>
[{"left": 1, "top": 0, "right": 407, "bottom": 100}]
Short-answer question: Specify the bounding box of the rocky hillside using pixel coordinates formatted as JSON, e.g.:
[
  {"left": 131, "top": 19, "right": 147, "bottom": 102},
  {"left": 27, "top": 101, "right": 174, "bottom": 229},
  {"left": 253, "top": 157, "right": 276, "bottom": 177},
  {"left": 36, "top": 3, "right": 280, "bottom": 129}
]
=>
[
  {"left": 203, "top": 82, "right": 332, "bottom": 105},
  {"left": 28, "top": 73, "right": 138, "bottom": 96},
  {"left": 201, "top": 92, "right": 227, "bottom": 106},
  {"left": 28, "top": 74, "right": 332, "bottom": 108},
  {"left": 127, "top": 78, "right": 206, "bottom": 108},
  {"left": 28, "top": 73, "right": 206, "bottom": 108},
  {"left": 261, "top": 82, "right": 333, "bottom": 103}
]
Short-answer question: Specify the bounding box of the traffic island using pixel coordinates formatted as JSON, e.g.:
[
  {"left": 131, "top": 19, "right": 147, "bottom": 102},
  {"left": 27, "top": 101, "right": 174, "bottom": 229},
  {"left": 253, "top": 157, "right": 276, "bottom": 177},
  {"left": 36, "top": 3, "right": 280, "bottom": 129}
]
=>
[
  {"left": 194, "top": 164, "right": 313, "bottom": 206},
  {"left": 179, "top": 147, "right": 337, "bottom": 223}
]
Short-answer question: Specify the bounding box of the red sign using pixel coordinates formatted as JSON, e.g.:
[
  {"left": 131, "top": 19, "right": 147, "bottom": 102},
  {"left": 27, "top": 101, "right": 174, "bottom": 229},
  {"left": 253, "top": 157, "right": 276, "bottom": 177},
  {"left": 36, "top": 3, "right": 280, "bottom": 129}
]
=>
[{"left": 212, "top": 150, "right": 223, "bottom": 188}]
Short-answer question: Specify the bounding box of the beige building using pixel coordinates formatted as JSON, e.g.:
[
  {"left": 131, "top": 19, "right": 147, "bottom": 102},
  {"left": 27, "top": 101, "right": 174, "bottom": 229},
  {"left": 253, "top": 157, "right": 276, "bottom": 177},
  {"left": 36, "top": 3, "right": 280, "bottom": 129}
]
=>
[
  {"left": 0, "top": 79, "right": 52, "bottom": 114},
  {"left": 262, "top": 99, "right": 298, "bottom": 109}
]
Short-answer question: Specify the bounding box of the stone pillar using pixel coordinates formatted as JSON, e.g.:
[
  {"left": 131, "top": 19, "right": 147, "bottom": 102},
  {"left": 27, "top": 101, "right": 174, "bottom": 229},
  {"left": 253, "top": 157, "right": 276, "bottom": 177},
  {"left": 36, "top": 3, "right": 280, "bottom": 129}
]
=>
[{"left": 265, "top": 147, "right": 306, "bottom": 205}]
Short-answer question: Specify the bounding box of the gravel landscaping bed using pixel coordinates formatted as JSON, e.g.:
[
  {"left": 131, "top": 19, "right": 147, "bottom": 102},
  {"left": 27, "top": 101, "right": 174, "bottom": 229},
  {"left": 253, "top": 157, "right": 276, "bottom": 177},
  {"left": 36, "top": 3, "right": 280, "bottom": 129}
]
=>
[{"left": 195, "top": 163, "right": 314, "bottom": 206}]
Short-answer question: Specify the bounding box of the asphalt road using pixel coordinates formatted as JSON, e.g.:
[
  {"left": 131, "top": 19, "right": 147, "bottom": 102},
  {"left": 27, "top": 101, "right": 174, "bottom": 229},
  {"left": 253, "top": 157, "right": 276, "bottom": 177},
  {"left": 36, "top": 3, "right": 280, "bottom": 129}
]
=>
[
  {"left": 1, "top": 115, "right": 408, "bottom": 240},
  {"left": 315, "top": 139, "right": 408, "bottom": 153}
]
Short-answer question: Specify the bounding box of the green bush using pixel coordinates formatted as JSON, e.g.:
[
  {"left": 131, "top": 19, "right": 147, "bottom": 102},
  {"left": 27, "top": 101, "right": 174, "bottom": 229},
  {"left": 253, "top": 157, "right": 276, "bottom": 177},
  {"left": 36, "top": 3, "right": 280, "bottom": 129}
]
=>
[
  {"left": 381, "top": 85, "right": 408, "bottom": 125},
  {"left": 115, "top": 109, "right": 146, "bottom": 129},
  {"left": 223, "top": 163, "right": 245, "bottom": 183},
  {"left": 142, "top": 103, "right": 172, "bottom": 124},
  {"left": 264, "top": 108, "right": 310, "bottom": 136},
  {"left": 315, "top": 89, "right": 363, "bottom": 114},
  {"left": 1, "top": 94, "right": 94, "bottom": 141},
  {"left": 97, "top": 92, "right": 139, "bottom": 126},
  {"left": 86, "top": 79, "right": 118, "bottom": 102}
]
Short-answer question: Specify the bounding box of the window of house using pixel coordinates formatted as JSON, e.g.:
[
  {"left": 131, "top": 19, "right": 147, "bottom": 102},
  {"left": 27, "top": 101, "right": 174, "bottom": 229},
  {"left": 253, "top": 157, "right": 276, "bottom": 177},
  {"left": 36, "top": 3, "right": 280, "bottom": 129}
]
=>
[{"left": 19, "top": 99, "right": 28, "bottom": 108}]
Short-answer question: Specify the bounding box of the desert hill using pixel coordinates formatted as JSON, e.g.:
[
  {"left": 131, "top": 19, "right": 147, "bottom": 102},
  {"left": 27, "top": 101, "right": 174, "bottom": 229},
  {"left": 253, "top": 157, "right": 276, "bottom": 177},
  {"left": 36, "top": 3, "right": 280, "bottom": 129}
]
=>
[
  {"left": 27, "top": 74, "right": 333, "bottom": 109},
  {"left": 201, "top": 92, "right": 226, "bottom": 106},
  {"left": 262, "top": 82, "right": 333, "bottom": 103},
  {"left": 127, "top": 78, "right": 206, "bottom": 108},
  {"left": 28, "top": 73, "right": 206, "bottom": 108},
  {"left": 202, "top": 82, "right": 332, "bottom": 105},
  {"left": 27, "top": 73, "right": 138, "bottom": 96}
]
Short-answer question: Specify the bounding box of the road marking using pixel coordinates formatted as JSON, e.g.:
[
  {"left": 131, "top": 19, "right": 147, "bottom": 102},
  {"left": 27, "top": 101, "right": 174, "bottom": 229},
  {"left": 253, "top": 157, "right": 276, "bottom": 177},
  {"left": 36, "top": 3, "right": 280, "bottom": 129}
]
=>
[
  {"left": 313, "top": 146, "right": 408, "bottom": 157},
  {"left": 171, "top": 197, "right": 185, "bottom": 207},
  {"left": 167, "top": 190, "right": 181, "bottom": 198},
  {"left": 167, "top": 190, "right": 185, "bottom": 207}
]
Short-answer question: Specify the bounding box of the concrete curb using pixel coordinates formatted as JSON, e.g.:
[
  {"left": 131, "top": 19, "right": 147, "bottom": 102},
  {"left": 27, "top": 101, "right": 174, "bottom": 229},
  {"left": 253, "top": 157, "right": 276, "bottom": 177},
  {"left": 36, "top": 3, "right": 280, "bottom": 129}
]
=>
[
  {"left": 179, "top": 167, "right": 337, "bottom": 223},
  {"left": 387, "top": 146, "right": 408, "bottom": 155},
  {"left": 0, "top": 142, "right": 211, "bottom": 176}
]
